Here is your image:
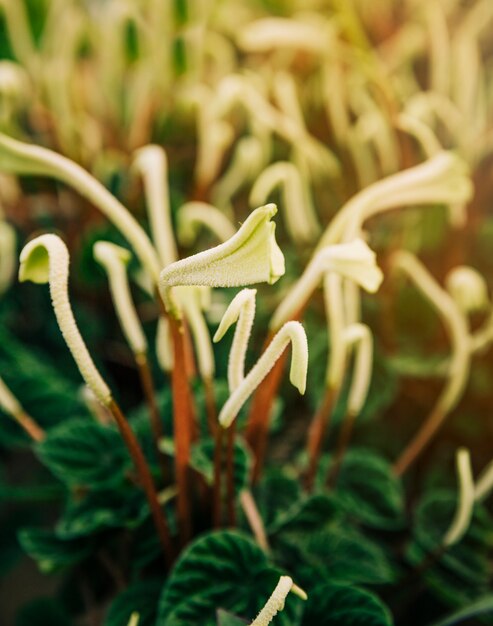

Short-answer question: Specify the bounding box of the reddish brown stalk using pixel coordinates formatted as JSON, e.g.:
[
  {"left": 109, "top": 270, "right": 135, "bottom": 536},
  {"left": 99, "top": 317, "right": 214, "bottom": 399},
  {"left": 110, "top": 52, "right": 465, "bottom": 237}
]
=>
[
  {"left": 305, "top": 386, "right": 338, "bottom": 491},
  {"left": 245, "top": 338, "right": 289, "bottom": 484},
  {"left": 226, "top": 422, "right": 237, "bottom": 527},
  {"left": 245, "top": 309, "right": 306, "bottom": 484},
  {"left": 169, "top": 316, "right": 194, "bottom": 544},
  {"left": 136, "top": 352, "right": 167, "bottom": 485},
  {"left": 204, "top": 376, "right": 218, "bottom": 436},
  {"left": 108, "top": 399, "right": 173, "bottom": 566},
  {"left": 393, "top": 405, "right": 446, "bottom": 477},
  {"left": 212, "top": 426, "right": 224, "bottom": 528},
  {"left": 326, "top": 410, "right": 357, "bottom": 488},
  {"left": 17, "top": 411, "right": 45, "bottom": 442}
]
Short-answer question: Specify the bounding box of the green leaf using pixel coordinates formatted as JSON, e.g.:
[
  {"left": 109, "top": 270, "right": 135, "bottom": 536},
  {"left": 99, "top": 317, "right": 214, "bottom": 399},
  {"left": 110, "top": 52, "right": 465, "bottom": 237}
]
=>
[
  {"left": 302, "top": 583, "right": 393, "bottom": 626},
  {"left": 217, "top": 609, "right": 248, "bottom": 625},
  {"left": 18, "top": 527, "right": 93, "bottom": 573},
  {"left": 0, "top": 330, "right": 89, "bottom": 447},
  {"left": 431, "top": 595, "right": 493, "bottom": 626},
  {"left": 36, "top": 418, "right": 130, "bottom": 489},
  {"left": 272, "top": 496, "right": 397, "bottom": 586},
  {"left": 252, "top": 470, "right": 302, "bottom": 533},
  {"left": 322, "top": 448, "right": 405, "bottom": 530},
  {"left": 407, "top": 490, "right": 493, "bottom": 607},
  {"left": 190, "top": 436, "right": 252, "bottom": 491},
  {"left": 56, "top": 487, "right": 151, "bottom": 539},
  {"left": 16, "top": 598, "right": 72, "bottom": 626},
  {"left": 105, "top": 579, "right": 163, "bottom": 626},
  {"left": 157, "top": 530, "right": 303, "bottom": 626}
]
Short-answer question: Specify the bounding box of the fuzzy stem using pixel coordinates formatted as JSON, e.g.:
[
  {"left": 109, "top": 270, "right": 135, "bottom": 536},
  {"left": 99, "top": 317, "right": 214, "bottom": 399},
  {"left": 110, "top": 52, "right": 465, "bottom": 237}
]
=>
[
  {"left": 136, "top": 353, "right": 167, "bottom": 485},
  {"left": 108, "top": 399, "right": 173, "bottom": 566}
]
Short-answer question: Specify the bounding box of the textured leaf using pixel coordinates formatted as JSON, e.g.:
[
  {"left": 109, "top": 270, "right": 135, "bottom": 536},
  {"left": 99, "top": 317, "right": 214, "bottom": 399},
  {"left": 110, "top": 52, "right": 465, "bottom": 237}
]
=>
[
  {"left": 252, "top": 470, "right": 302, "bottom": 533},
  {"left": 190, "top": 436, "right": 252, "bottom": 491},
  {"left": 56, "top": 488, "right": 150, "bottom": 539},
  {"left": 157, "top": 530, "right": 303, "bottom": 626},
  {"left": 36, "top": 418, "right": 130, "bottom": 489},
  {"left": 407, "top": 490, "right": 493, "bottom": 607},
  {"left": 302, "top": 583, "right": 393, "bottom": 626},
  {"left": 272, "top": 495, "right": 396, "bottom": 586},
  {"left": 104, "top": 579, "right": 163, "bottom": 626},
  {"left": 431, "top": 595, "right": 493, "bottom": 626},
  {"left": 325, "top": 448, "right": 405, "bottom": 530},
  {"left": 18, "top": 527, "right": 93, "bottom": 573},
  {"left": 0, "top": 330, "right": 89, "bottom": 447}
]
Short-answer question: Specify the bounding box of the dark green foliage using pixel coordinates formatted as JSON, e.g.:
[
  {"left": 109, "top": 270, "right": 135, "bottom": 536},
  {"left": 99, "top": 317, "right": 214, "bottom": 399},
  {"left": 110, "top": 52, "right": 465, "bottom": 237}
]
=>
[
  {"left": 0, "top": 330, "right": 89, "bottom": 447},
  {"left": 36, "top": 418, "right": 131, "bottom": 489},
  {"left": 104, "top": 579, "right": 163, "bottom": 626},
  {"left": 319, "top": 448, "right": 405, "bottom": 530},
  {"left": 15, "top": 598, "right": 72, "bottom": 626},
  {"left": 190, "top": 436, "right": 253, "bottom": 490},
  {"left": 407, "top": 490, "right": 493, "bottom": 608},
  {"left": 157, "top": 530, "right": 304, "bottom": 625},
  {"left": 302, "top": 583, "right": 393, "bottom": 626},
  {"left": 431, "top": 596, "right": 493, "bottom": 626},
  {"left": 17, "top": 527, "right": 94, "bottom": 573}
]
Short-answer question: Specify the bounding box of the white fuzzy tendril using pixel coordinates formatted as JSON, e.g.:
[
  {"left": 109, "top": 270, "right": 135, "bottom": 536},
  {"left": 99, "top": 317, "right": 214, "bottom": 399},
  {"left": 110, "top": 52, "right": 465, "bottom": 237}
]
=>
[
  {"left": 177, "top": 201, "right": 237, "bottom": 246},
  {"left": 93, "top": 241, "right": 147, "bottom": 357},
  {"left": 250, "top": 576, "right": 306, "bottom": 626},
  {"left": 343, "top": 323, "right": 374, "bottom": 416},
  {"left": 250, "top": 161, "right": 319, "bottom": 244},
  {"left": 320, "top": 151, "right": 472, "bottom": 247},
  {"left": 392, "top": 251, "right": 471, "bottom": 417},
  {"left": 132, "top": 145, "right": 177, "bottom": 268},
  {"left": 176, "top": 286, "right": 215, "bottom": 380},
  {"left": 19, "top": 234, "right": 112, "bottom": 405},
  {"left": 0, "top": 133, "right": 161, "bottom": 282},
  {"left": 445, "top": 265, "right": 489, "bottom": 315},
  {"left": 444, "top": 448, "right": 475, "bottom": 546},
  {"left": 213, "top": 288, "right": 257, "bottom": 391},
  {"left": 217, "top": 320, "right": 308, "bottom": 428},
  {"left": 159, "top": 204, "right": 284, "bottom": 314},
  {"left": 271, "top": 238, "right": 383, "bottom": 331}
]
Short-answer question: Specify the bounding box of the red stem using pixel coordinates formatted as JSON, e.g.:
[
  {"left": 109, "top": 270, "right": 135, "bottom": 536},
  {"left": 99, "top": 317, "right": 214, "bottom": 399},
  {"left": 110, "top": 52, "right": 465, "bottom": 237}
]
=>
[{"left": 108, "top": 399, "right": 173, "bottom": 567}]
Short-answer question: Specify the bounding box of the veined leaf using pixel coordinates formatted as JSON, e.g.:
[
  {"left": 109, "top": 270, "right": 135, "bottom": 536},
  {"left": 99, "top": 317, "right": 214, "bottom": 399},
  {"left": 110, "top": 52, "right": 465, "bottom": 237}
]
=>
[
  {"left": 272, "top": 495, "right": 397, "bottom": 586},
  {"left": 302, "top": 583, "right": 393, "bottom": 626},
  {"left": 323, "top": 448, "right": 405, "bottom": 530},
  {"left": 0, "top": 330, "right": 88, "bottom": 447},
  {"left": 18, "top": 527, "right": 93, "bottom": 573},
  {"left": 36, "top": 418, "right": 130, "bottom": 489},
  {"left": 104, "top": 579, "right": 163, "bottom": 626},
  {"left": 56, "top": 488, "right": 150, "bottom": 539},
  {"left": 190, "top": 436, "right": 252, "bottom": 491},
  {"left": 407, "top": 490, "right": 493, "bottom": 607},
  {"left": 252, "top": 470, "right": 302, "bottom": 533},
  {"left": 157, "top": 530, "right": 303, "bottom": 626},
  {"left": 431, "top": 595, "right": 493, "bottom": 626}
]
